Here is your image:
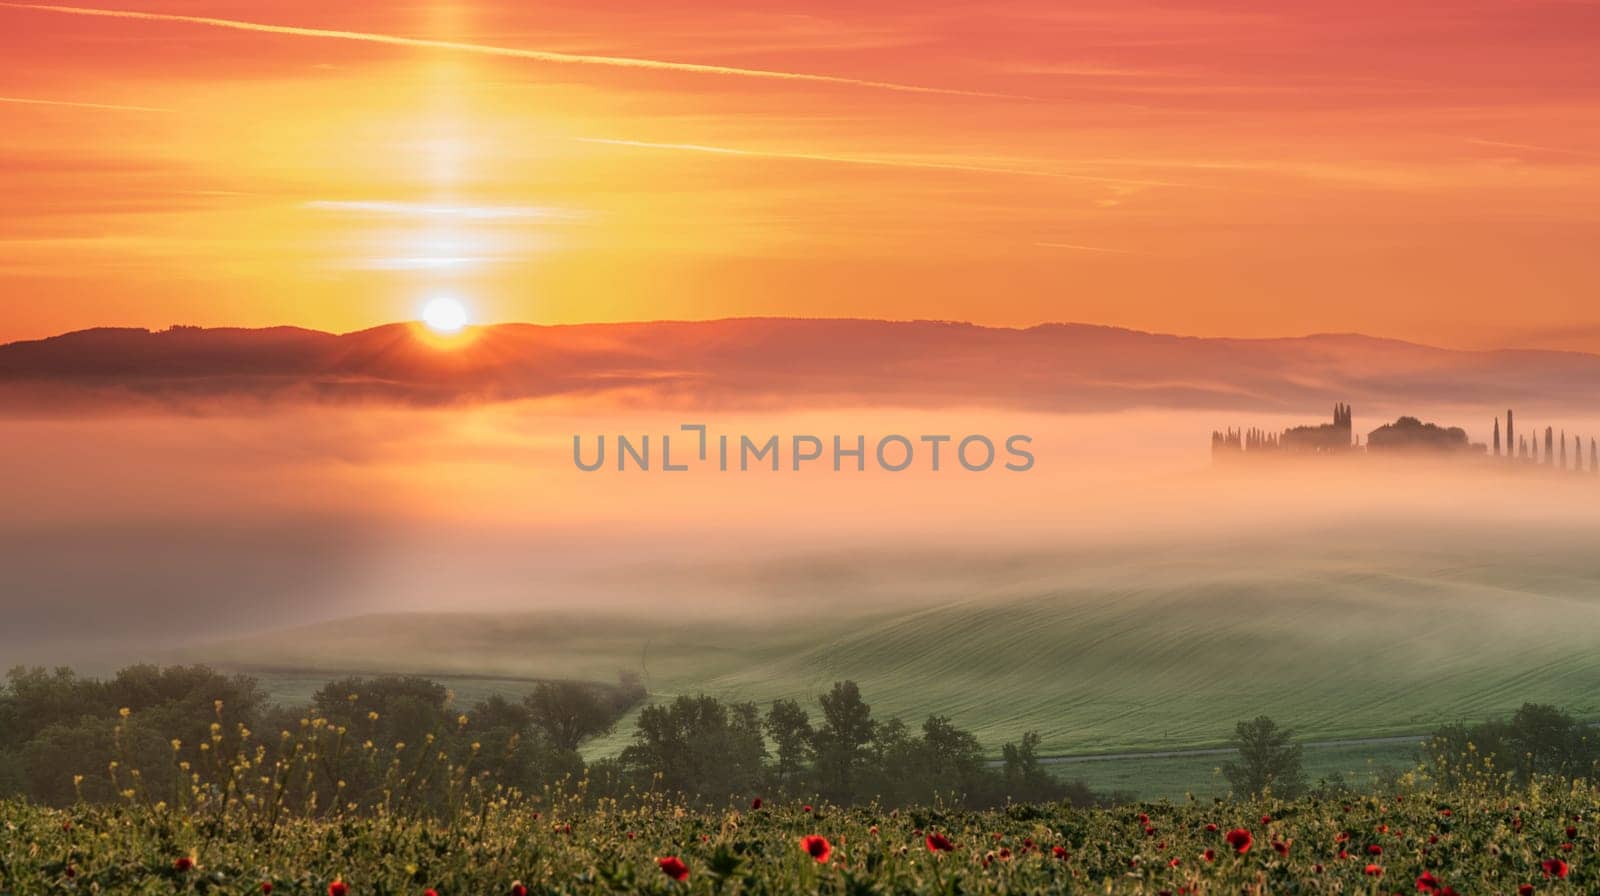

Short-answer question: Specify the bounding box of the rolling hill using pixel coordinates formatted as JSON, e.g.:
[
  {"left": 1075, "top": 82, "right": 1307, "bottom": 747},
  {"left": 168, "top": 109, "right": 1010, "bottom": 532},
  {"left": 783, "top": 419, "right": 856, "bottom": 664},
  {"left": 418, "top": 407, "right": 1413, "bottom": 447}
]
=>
[
  {"left": 185, "top": 532, "right": 1600, "bottom": 759},
  {"left": 5, "top": 318, "right": 1600, "bottom": 414}
]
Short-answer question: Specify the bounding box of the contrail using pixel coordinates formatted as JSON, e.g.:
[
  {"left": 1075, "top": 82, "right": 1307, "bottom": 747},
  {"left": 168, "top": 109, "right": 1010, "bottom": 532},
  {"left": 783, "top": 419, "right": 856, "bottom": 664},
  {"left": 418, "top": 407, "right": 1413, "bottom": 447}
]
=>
[
  {"left": 1, "top": 2, "right": 1020, "bottom": 99},
  {"left": 575, "top": 137, "right": 1187, "bottom": 187},
  {"left": 1465, "top": 138, "right": 1600, "bottom": 160},
  {"left": 1034, "top": 241, "right": 1140, "bottom": 254},
  {"left": 0, "top": 94, "right": 168, "bottom": 112}
]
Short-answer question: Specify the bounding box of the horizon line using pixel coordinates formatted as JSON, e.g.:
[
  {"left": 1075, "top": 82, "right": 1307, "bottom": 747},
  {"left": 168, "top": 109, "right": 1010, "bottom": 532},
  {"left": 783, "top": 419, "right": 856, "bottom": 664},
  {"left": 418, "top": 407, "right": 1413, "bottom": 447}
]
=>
[{"left": 4, "top": 316, "right": 1596, "bottom": 358}]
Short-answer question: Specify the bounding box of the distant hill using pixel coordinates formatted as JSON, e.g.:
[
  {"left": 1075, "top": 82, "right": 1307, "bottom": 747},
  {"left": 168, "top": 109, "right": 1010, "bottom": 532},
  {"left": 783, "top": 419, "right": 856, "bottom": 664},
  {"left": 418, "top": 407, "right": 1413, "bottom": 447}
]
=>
[{"left": 4, "top": 318, "right": 1600, "bottom": 413}]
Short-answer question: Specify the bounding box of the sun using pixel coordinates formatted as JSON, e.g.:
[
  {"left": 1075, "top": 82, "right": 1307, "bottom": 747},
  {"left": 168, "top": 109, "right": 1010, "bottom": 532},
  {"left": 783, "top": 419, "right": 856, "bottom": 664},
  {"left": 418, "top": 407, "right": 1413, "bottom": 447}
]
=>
[{"left": 421, "top": 296, "right": 471, "bottom": 334}]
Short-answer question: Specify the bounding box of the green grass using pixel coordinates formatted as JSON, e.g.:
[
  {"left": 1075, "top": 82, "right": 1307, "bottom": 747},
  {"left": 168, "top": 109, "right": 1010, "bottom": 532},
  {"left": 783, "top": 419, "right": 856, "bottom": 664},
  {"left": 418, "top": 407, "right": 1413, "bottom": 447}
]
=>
[
  {"left": 189, "top": 539, "right": 1600, "bottom": 771},
  {"left": 1053, "top": 741, "right": 1422, "bottom": 802}
]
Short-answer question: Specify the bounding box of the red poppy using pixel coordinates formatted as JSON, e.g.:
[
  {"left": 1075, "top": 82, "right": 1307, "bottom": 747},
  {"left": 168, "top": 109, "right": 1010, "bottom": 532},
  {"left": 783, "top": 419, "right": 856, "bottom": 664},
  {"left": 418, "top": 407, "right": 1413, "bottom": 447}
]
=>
[
  {"left": 1438, "top": 809, "right": 1452, "bottom": 817},
  {"left": 65, "top": 866, "right": 77, "bottom": 879},
  {"left": 1367, "top": 844, "right": 1383, "bottom": 855},
  {"left": 803, "top": 805, "right": 813, "bottom": 813},
  {"left": 657, "top": 857, "right": 690, "bottom": 882},
  {"left": 1260, "top": 814, "right": 1272, "bottom": 825},
  {"left": 1519, "top": 885, "right": 1535, "bottom": 896},
  {"left": 1542, "top": 858, "right": 1569, "bottom": 879},
  {"left": 1168, "top": 857, "right": 1180, "bottom": 868},
  {"left": 1225, "top": 829, "right": 1252, "bottom": 854},
  {"left": 1201, "top": 849, "right": 1215, "bottom": 862},
  {"left": 1364, "top": 864, "right": 1384, "bottom": 877},
  {"left": 1416, "top": 870, "right": 1440, "bottom": 892},
  {"left": 173, "top": 857, "right": 194, "bottom": 872},
  {"left": 751, "top": 798, "right": 763, "bottom": 810},
  {"left": 511, "top": 884, "right": 528, "bottom": 896},
  {"left": 1563, "top": 842, "right": 1575, "bottom": 852},
  {"left": 260, "top": 884, "right": 272, "bottom": 895},
  {"left": 1052, "top": 846, "right": 1069, "bottom": 860},
  {"left": 926, "top": 833, "right": 955, "bottom": 853},
  {"left": 1312, "top": 863, "right": 1324, "bottom": 874},
  {"left": 329, "top": 884, "right": 349, "bottom": 896},
  {"left": 1204, "top": 823, "right": 1218, "bottom": 833},
  {"left": 801, "top": 835, "right": 832, "bottom": 863},
  {"left": 1138, "top": 813, "right": 1149, "bottom": 824},
  {"left": 1568, "top": 826, "right": 1579, "bottom": 838},
  {"left": 425, "top": 891, "right": 439, "bottom": 896},
  {"left": 1144, "top": 825, "right": 1157, "bottom": 837},
  {"left": 996, "top": 847, "right": 1012, "bottom": 860},
  {"left": 1272, "top": 840, "right": 1289, "bottom": 857}
]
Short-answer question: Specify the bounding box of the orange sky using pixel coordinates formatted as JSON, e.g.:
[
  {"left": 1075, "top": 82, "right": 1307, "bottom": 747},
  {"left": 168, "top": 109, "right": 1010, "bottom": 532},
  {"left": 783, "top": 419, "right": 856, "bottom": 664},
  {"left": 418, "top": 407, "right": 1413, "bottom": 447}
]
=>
[{"left": 2, "top": 0, "right": 1598, "bottom": 348}]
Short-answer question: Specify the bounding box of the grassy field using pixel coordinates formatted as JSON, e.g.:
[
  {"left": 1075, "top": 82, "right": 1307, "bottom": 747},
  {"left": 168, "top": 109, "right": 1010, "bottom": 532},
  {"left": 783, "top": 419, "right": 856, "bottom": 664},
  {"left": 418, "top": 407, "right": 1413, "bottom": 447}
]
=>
[
  {"left": 4, "top": 782, "right": 1593, "bottom": 894},
  {"left": 1051, "top": 740, "right": 1422, "bottom": 802},
  {"left": 191, "top": 537, "right": 1600, "bottom": 769}
]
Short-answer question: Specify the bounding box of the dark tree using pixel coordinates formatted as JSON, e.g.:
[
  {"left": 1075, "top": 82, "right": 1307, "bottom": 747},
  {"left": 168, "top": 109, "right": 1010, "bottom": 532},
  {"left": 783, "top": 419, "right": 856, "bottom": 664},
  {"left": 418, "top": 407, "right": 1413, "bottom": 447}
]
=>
[
  {"left": 763, "top": 698, "right": 814, "bottom": 789},
  {"left": 915, "top": 714, "right": 987, "bottom": 799},
  {"left": 618, "top": 695, "right": 764, "bottom": 798},
  {"left": 1506, "top": 703, "right": 1595, "bottom": 782},
  {"left": 813, "top": 681, "right": 875, "bottom": 801},
  {"left": 1221, "top": 716, "right": 1305, "bottom": 798},
  {"left": 523, "top": 681, "right": 619, "bottom": 751}
]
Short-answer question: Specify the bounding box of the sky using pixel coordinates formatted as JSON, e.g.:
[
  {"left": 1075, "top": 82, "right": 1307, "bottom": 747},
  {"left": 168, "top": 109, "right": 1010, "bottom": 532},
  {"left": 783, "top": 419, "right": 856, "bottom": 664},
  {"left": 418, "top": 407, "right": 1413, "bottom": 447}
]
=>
[{"left": 2, "top": 0, "right": 1598, "bottom": 349}]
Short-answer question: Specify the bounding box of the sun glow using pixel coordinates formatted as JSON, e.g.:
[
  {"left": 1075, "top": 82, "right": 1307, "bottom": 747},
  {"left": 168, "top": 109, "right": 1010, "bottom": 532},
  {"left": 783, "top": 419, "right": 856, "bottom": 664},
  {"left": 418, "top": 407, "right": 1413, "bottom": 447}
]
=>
[{"left": 421, "top": 296, "right": 471, "bottom": 333}]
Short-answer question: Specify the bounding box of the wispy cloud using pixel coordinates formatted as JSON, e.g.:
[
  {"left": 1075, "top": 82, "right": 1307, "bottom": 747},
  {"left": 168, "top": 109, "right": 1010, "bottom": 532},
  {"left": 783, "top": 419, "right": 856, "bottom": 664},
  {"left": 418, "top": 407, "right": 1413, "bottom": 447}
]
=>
[
  {"left": 1034, "top": 241, "right": 1140, "bottom": 254},
  {"left": 1466, "top": 138, "right": 1600, "bottom": 160},
  {"left": 574, "top": 137, "right": 1186, "bottom": 187},
  {"left": 0, "top": 94, "right": 168, "bottom": 112},
  {"left": 1, "top": 2, "right": 1020, "bottom": 99},
  {"left": 305, "top": 200, "right": 571, "bottom": 220}
]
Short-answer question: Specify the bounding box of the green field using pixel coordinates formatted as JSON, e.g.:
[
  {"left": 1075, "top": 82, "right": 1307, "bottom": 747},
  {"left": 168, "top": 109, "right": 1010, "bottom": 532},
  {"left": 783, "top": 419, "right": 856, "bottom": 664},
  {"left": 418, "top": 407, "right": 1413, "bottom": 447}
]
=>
[
  {"left": 188, "top": 536, "right": 1600, "bottom": 789},
  {"left": 1048, "top": 740, "right": 1422, "bottom": 802}
]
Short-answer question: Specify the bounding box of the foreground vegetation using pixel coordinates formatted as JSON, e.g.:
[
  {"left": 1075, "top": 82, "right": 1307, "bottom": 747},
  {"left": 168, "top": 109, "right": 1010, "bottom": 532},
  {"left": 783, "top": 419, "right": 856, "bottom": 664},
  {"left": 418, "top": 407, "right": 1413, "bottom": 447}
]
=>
[
  {"left": 3, "top": 778, "right": 1595, "bottom": 894},
  {"left": 4, "top": 664, "right": 1599, "bottom": 892}
]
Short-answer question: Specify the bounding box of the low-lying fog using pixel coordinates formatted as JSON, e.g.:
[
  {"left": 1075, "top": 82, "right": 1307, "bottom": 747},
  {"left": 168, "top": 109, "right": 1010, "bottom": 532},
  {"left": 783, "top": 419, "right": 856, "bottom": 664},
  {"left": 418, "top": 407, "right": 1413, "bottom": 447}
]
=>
[{"left": 4, "top": 401, "right": 1599, "bottom": 669}]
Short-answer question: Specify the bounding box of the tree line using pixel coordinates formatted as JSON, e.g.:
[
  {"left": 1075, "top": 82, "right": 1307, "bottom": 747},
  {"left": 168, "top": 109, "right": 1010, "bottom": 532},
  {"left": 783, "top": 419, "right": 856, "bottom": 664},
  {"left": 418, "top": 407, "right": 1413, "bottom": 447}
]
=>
[
  {"left": 0, "top": 665, "right": 1110, "bottom": 812},
  {"left": 4, "top": 665, "right": 1594, "bottom": 813}
]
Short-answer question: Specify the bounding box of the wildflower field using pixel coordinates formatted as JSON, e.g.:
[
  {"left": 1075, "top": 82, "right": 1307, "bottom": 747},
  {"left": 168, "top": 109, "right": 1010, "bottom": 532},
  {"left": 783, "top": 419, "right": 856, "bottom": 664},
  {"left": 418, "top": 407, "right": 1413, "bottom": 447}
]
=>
[{"left": 4, "top": 782, "right": 1592, "bottom": 895}]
